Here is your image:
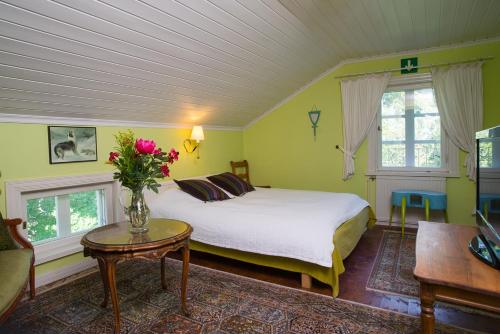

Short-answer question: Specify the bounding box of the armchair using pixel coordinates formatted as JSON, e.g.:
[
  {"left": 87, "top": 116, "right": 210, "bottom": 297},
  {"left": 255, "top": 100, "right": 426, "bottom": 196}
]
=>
[{"left": 0, "top": 212, "right": 35, "bottom": 323}]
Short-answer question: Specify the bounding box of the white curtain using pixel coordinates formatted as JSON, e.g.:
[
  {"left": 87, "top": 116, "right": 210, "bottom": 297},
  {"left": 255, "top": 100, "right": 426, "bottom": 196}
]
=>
[
  {"left": 341, "top": 73, "right": 390, "bottom": 180},
  {"left": 432, "top": 62, "right": 483, "bottom": 181}
]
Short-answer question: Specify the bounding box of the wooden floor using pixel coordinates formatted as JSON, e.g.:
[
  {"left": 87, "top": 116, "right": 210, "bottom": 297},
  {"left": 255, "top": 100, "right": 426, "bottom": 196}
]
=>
[{"left": 169, "top": 224, "right": 500, "bottom": 333}]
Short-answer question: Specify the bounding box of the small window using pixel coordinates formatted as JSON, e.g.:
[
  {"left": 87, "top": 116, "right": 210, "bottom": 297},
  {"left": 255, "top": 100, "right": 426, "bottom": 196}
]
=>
[
  {"left": 24, "top": 187, "right": 107, "bottom": 245},
  {"left": 7, "top": 173, "right": 115, "bottom": 264},
  {"left": 379, "top": 86, "right": 443, "bottom": 170}
]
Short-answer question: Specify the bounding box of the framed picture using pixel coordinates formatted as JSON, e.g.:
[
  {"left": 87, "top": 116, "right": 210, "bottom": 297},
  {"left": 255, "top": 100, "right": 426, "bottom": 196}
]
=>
[{"left": 48, "top": 126, "right": 97, "bottom": 164}]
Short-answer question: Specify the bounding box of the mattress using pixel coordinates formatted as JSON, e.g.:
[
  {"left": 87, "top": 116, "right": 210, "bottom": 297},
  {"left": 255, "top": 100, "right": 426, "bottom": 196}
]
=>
[{"left": 149, "top": 187, "right": 369, "bottom": 267}]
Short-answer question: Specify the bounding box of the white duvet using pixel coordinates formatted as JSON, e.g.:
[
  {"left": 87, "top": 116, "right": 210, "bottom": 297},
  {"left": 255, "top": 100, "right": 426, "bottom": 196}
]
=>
[{"left": 149, "top": 187, "right": 368, "bottom": 267}]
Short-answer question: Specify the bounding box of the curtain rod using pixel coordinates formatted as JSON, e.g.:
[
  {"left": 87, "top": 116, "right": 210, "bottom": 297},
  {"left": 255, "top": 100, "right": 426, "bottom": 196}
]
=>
[{"left": 334, "top": 56, "right": 494, "bottom": 80}]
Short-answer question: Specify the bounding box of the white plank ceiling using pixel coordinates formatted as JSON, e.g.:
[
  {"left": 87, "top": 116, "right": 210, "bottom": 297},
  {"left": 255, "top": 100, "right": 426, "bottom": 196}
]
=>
[{"left": 0, "top": 0, "right": 499, "bottom": 127}]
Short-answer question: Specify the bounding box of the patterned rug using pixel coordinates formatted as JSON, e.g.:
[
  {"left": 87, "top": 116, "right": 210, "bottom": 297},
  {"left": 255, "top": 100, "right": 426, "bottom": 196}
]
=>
[
  {"left": 366, "top": 230, "right": 419, "bottom": 297},
  {"left": 1, "top": 258, "right": 474, "bottom": 334}
]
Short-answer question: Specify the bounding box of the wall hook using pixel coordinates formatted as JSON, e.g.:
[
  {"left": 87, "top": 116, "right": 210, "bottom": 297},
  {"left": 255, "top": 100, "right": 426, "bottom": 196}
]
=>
[{"left": 335, "top": 145, "right": 356, "bottom": 158}]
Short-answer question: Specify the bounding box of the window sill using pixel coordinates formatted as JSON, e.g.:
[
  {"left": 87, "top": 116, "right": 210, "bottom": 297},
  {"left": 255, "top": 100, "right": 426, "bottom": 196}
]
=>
[
  {"left": 34, "top": 233, "right": 87, "bottom": 265},
  {"left": 366, "top": 170, "right": 460, "bottom": 178}
]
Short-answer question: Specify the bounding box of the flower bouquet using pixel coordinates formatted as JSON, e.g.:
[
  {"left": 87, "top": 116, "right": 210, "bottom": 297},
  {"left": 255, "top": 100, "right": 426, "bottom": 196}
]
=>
[{"left": 108, "top": 130, "right": 178, "bottom": 232}]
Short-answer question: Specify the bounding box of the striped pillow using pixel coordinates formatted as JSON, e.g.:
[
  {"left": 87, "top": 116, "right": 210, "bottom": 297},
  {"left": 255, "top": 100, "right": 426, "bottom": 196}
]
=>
[
  {"left": 174, "top": 179, "right": 230, "bottom": 202},
  {"left": 207, "top": 172, "right": 255, "bottom": 196}
]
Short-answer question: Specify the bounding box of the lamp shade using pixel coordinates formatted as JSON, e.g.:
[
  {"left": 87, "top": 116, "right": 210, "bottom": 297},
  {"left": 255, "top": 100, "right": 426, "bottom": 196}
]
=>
[{"left": 190, "top": 125, "right": 205, "bottom": 142}]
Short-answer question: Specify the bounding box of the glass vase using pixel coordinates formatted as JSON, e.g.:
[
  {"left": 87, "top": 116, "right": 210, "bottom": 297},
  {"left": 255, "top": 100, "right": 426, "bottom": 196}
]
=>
[{"left": 128, "top": 189, "right": 150, "bottom": 233}]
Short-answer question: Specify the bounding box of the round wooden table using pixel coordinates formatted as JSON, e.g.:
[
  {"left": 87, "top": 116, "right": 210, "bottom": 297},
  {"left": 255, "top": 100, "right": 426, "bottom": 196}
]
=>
[{"left": 81, "top": 218, "right": 192, "bottom": 334}]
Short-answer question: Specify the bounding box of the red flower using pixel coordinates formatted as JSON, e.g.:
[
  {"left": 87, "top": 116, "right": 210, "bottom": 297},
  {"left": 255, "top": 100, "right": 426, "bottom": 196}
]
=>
[
  {"left": 108, "top": 151, "right": 119, "bottom": 162},
  {"left": 168, "top": 148, "right": 179, "bottom": 161},
  {"left": 153, "top": 148, "right": 162, "bottom": 155},
  {"left": 160, "top": 165, "right": 170, "bottom": 177},
  {"left": 135, "top": 139, "right": 156, "bottom": 154}
]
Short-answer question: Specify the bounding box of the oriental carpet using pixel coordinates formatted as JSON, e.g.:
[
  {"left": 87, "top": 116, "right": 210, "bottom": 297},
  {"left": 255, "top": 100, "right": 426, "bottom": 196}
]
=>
[
  {"left": 366, "top": 230, "right": 419, "bottom": 297},
  {"left": 1, "top": 257, "right": 477, "bottom": 334}
]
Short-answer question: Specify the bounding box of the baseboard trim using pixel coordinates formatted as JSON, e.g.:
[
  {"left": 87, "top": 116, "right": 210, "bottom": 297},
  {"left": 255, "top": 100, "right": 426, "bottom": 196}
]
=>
[{"left": 36, "top": 258, "right": 98, "bottom": 288}]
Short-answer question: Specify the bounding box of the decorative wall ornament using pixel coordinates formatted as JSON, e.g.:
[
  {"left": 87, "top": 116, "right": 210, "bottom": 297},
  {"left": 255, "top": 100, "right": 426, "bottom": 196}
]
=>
[{"left": 308, "top": 105, "right": 321, "bottom": 141}]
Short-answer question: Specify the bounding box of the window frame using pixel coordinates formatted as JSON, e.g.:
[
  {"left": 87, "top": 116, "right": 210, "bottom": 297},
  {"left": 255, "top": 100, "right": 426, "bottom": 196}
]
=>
[
  {"left": 5, "top": 173, "right": 118, "bottom": 264},
  {"left": 23, "top": 184, "right": 109, "bottom": 245},
  {"left": 367, "top": 73, "right": 459, "bottom": 177}
]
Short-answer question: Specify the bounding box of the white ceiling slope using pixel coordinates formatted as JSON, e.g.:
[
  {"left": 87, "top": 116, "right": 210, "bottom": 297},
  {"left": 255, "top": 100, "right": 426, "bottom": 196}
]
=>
[{"left": 0, "top": 0, "right": 499, "bottom": 128}]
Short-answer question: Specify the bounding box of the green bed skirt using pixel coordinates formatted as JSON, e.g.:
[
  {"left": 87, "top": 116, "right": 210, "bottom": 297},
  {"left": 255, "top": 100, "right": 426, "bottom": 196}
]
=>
[{"left": 189, "top": 207, "right": 376, "bottom": 297}]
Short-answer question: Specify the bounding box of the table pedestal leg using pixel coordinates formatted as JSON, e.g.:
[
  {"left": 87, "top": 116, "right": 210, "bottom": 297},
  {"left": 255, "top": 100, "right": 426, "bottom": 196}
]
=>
[
  {"left": 105, "top": 259, "right": 120, "bottom": 334},
  {"left": 420, "top": 283, "right": 435, "bottom": 334},
  {"left": 181, "top": 243, "right": 190, "bottom": 315},
  {"left": 161, "top": 256, "right": 167, "bottom": 289},
  {"left": 97, "top": 257, "right": 109, "bottom": 308}
]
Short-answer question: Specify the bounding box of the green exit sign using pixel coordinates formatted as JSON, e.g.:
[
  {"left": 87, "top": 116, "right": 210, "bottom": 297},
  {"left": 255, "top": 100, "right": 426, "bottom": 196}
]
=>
[{"left": 401, "top": 57, "right": 418, "bottom": 74}]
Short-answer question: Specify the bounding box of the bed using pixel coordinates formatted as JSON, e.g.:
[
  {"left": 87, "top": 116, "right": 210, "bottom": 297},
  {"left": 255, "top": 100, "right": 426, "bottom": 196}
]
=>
[{"left": 148, "top": 186, "right": 375, "bottom": 297}]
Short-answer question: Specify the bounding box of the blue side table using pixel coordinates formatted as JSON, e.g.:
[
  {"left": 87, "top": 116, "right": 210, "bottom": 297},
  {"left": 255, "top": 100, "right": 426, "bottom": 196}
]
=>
[
  {"left": 478, "top": 193, "right": 500, "bottom": 220},
  {"left": 390, "top": 190, "right": 448, "bottom": 237}
]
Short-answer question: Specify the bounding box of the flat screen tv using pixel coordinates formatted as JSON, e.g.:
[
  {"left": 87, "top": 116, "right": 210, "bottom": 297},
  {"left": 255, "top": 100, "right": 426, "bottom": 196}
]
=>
[{"left": 471, "top": 125, "right": 500, "bottom": 269}]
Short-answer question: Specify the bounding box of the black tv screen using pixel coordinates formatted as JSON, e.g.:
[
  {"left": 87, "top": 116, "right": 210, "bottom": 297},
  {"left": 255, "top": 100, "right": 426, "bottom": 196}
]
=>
[{"left": 474, "top": 126, "right": 500, "bottom": 268}]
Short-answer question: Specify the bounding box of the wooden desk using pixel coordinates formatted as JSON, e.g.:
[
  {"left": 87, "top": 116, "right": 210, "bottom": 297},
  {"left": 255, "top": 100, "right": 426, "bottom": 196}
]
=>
[
  {"left": 81, "top": 219, "right": 192, "bottom": 334},
  {"left": 414, "top": 221, "right": 500, "bottom": 333}
]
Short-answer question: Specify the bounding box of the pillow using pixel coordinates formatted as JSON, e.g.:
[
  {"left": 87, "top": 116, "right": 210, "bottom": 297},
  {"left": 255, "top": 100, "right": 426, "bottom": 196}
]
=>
[
  {"left": 201, "top": 177, "right": 235, "bottom": 198},
  {"left": 174, "top": 179, "right": 230, "bottom": 202},
  {"left": 207, "top": 172, "right": 255, "bottom": 196}
]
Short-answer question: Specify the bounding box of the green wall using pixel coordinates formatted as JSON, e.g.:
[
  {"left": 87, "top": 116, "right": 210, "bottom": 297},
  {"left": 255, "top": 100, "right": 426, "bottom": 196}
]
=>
[
  {"left": 0, "top": 123, "right": 243, "bottom": 274},
  {"left": 244, "top": 40, "right": 500, "bottom": 225}
]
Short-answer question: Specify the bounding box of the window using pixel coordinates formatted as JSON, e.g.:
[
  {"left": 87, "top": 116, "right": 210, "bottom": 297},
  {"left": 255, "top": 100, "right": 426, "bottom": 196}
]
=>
[
  {"left": 6, "top": 173, "right": 116, "bottom": 264},
  {"left": 380, "top": 87, "right": 442, "bottom": 169},
  {"left": 367, "top": 74, "right": 458, "bottom": 177},
  {"left": 25, "top": 187, "right": 106, "bottom": 245}
]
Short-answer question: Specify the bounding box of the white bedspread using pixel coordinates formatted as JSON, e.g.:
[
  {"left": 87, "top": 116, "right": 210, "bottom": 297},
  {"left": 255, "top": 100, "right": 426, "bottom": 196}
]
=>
[{"left": 149, "top": 187, "right": 368, "bottom": 267}]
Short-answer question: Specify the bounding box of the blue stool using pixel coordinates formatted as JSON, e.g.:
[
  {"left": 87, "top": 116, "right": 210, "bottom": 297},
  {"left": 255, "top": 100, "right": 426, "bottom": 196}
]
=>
[
  {"left": 390, "top": 190, "right": 448, "bottom": 237},
  {"left": 478, "top": 193, "right": 500, "bottom": 220}
]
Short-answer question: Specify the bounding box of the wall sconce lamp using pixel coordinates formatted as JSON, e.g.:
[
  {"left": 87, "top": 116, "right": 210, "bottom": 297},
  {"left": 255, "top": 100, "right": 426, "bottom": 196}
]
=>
[
  {"left": 183, "top": 125, "right": 205, "bottom": 159},
  {"left": 308, "top": 105, "right": 321, "bottom": 141}
]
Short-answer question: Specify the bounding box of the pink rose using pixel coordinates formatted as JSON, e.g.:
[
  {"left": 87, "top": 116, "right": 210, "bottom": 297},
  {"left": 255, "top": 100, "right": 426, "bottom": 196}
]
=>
[
  {"left": 108, "top": 151, "right": 119, "bottom": 162},
  {"left": 135, "top": 139, "right": 156, "bottom": 154},
  {"left": 168, "top": 148, "right": 179, "bottom": 161},
  {"left": 153, "top": 148, "right": 162, "bottom": 155},
  {"left": 160, "top": 165, "right": 170, "bottom": 177}
]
